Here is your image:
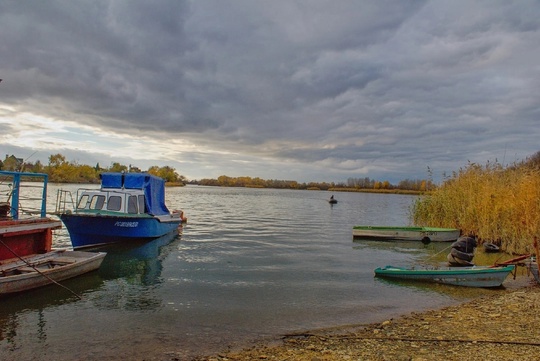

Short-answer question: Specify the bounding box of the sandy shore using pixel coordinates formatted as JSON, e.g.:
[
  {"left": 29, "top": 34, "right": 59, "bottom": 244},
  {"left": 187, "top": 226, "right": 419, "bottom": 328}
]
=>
[{"left": 191, "top": 280, "right": 540, "bottom": 361}]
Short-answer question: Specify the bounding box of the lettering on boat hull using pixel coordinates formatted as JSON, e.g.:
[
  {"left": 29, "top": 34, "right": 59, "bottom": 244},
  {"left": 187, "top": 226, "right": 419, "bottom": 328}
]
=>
[{"left": 114, "top": 221, "right": 139, "bottom": 228}]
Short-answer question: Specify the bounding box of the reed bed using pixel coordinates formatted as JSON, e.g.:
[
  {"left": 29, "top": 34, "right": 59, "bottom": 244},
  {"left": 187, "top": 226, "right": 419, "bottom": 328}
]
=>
[{"left": 412, "top": 161, "right": 540, "bottom": 254}]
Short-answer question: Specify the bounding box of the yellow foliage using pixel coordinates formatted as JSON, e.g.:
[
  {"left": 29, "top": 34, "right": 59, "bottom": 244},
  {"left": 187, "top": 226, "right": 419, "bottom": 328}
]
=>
[{"left": 412, "top": 161, "right": 540, "bottom": 254}]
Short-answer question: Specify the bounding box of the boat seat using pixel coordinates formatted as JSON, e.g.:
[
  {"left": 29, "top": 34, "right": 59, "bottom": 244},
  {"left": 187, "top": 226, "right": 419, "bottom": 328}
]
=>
[
  {"left": 17, "top": 267, "right": 39, "bottom": 273},
  {"left": 51, "top": 257, "right": 79, "bottom": 264}
]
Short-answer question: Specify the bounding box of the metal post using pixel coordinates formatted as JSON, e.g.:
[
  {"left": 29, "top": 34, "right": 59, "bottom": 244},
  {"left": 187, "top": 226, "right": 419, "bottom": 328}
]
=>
[{"left": 11, "top": 173, "right": 20, "bottom": 220}]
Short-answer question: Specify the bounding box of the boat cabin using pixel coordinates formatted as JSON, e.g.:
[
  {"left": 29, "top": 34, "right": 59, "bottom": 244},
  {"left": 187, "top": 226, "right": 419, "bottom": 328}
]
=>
[
  {"left": 67, "top": 172, "right": 173, "bottom": 217},
  {"left": 75, "top": 188, "right": 147, "bottom": 215}
]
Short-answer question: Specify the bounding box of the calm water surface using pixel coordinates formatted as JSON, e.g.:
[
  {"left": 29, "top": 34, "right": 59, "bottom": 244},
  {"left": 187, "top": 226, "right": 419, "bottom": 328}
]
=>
[{"left": 0, "top": 185, "right": 508, "bottom": 360}]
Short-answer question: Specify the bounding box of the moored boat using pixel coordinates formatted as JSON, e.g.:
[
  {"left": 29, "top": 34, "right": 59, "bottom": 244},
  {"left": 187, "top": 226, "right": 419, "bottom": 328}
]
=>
[
  {"left": 0, "top": 171, "right": 104, "bottom": 294},
  {"left": 58, "top": 172, "right": 185, "bottom": 249},
  {"left": 0, "top": 249, "right": 105, "bottom": 295},
  {"left": 374, "top": 264, "right": 515, "bottom": 288},
  {"left": 352, "top": 225, "right": 460, "bottom": 243},
  {"left": 0, "top": 171, "right": 62, "bottom": 260}
]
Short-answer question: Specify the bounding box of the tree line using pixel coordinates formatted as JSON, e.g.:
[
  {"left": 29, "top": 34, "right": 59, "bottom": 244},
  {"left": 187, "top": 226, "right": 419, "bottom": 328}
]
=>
[
  {"left": 1, "top": 153, "right": 432, "bottom": 192},
  {"left": 1, "top": 153, "right": 186, "bottom": 184},
  {"left": 197, "top": 175, "right": 431, "bottom": 192}
]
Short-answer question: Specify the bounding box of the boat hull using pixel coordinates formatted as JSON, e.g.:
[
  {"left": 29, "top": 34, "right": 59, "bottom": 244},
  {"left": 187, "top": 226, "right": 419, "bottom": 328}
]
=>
[
  {"left": 60, "top": 213, "right": 181, "bottom": 249},
  {"left": 353, "top": 226, "right": 460, "bottom": 242},
  {"left": 374, "top": 265, "right": 515, "bottom": 288},
  {"left": 0, "top": 250, "right": 106, "bottom": 294},
  {"left": 0, "top": 171, "right": 63, "bottom": 260},
  {"left": 0, "top": 218, "right": 62, "bottom": 260}
]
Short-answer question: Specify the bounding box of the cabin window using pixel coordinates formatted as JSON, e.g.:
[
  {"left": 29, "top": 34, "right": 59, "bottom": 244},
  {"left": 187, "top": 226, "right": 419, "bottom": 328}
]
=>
[
  {"left": 77, "top": 195, "right": 90, "bottom": 209},
  {"left": 90, "top": 195, "right": 105, "bottom": 210},
  {"left": 127, "top": 195, "right": 138, "bottom": 214},
  {"left": 138, "top": 195, "right": 145, "bottom": 213},
  {"left": 107, "top": 196, "right": 122, "bottom": 211}
]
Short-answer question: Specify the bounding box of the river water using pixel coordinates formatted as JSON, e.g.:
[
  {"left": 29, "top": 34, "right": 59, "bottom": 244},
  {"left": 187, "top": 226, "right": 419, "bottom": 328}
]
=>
[{"left": 0, "top": 184, "right": 513, "bottom": 360}]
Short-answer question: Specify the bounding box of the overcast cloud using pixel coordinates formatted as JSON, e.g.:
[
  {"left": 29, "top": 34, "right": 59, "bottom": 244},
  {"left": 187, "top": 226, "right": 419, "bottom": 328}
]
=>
[{"left": 1, "top": 0, "right": 539, "bottom": 183}]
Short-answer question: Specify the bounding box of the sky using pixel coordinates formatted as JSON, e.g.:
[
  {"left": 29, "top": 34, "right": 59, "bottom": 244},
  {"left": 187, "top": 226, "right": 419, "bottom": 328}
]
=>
[{"left": 1, "top": 1, "right": 539, "bottom": 184}]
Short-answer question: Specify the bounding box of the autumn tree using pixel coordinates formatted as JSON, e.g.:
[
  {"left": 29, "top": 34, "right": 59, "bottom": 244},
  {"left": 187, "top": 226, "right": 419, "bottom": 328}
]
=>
[
  {"left": 108, "top": 162, "right": 128, "bottom": 173},
  {"left": 148, "top": 165, "right": 181, "bottom": 182}
]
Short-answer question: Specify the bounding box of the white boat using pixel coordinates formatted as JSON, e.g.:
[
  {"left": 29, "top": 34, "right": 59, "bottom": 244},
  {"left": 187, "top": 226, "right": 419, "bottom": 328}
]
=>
[
  {"left": 0, "top": 249, "right": 106, "bottom": 295},
  {"left": 352, "top": 225, "right": 460, "bottom": 243}
]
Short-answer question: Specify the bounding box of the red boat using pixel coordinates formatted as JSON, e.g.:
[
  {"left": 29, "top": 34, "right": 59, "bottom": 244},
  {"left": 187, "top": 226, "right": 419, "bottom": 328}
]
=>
[
  {"left": 0, "top": 171, "right": 105, "bottom": 295},
  {"left": 0, "top": 171, "right": 62, "bottom": 260}
]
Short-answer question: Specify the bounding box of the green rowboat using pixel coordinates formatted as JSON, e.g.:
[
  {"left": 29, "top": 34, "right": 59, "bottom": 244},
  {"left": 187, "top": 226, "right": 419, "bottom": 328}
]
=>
[
  {"left": 374, "top": 265, "right": 515, "bottom": 288},
  {"left": 352, "top": 226, "right": 460, "bottom": 243}
]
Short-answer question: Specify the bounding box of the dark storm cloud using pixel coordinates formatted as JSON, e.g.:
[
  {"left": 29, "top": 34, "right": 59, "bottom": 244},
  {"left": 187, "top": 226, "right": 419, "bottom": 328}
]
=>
[{"left": 1, "top": 0, "right": 539, "bottom": 182}]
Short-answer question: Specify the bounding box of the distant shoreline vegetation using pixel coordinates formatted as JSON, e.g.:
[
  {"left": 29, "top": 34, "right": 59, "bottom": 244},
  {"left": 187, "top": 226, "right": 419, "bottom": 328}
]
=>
[
  {"left": 0, "top": 153, "right": 432, "bottom": 193},
  {"left": 193, "top": 175, "right": 430, "bottom": 193}
]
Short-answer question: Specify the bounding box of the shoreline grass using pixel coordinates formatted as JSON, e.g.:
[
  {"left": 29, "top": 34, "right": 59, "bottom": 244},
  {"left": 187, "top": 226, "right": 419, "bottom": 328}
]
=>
[{"left": 412, "top": 160, "right": 540, "bottom": 254}]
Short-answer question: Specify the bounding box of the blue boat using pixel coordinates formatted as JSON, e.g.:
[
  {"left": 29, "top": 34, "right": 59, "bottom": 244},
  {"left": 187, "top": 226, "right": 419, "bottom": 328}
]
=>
[{"left": 59, "top": 173, "right": 185, "bottom": 249}]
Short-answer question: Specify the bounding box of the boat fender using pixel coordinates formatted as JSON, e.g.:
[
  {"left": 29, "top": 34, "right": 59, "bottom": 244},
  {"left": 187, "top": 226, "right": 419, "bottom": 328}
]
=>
[
  {"left": 450, "top": 248, "right": 474, "bottom": 262},
  {"left": 172, "top": 209, "right": 188, "bottom": 222},
  {"left": 421, "top": 236, "right": 431, "bottom": 245}
]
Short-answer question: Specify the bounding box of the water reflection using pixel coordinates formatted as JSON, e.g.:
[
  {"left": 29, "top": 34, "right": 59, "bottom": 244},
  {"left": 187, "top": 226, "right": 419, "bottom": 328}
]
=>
[
  {"left": 88, "top": 231, "right": 181, "bottom": 311},
  {"left": 0, "top": 271, "right": 103, "bottom": 349},
  {"left": 94, "top": 230, "right": 180, "bottom": 282},
  {"left": 353, "top": 239, "right": 453, "bottom": 258},
  {"left": 373, "top": 276, "right": 501, "bottom": 299},
  {"left": 0, "top": 230, "right": 180, "bottom": 352}
]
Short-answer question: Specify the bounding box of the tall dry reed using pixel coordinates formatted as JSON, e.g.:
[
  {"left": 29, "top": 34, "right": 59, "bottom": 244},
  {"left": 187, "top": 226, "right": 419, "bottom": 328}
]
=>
[{"left": 412, "top": 161, "right": 540, "bottom": 254}]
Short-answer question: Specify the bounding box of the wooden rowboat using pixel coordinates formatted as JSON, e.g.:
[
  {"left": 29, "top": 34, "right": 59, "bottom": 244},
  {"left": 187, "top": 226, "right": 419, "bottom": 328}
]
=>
[
  {"left": 374, "top": 264, "right": 515, "bottom": 288},
  {"left": 352, "top": 226, "right": 460, "bottom": 243},
  {"left": 0, "top": 249, "right": 106, "bottom": 295}
]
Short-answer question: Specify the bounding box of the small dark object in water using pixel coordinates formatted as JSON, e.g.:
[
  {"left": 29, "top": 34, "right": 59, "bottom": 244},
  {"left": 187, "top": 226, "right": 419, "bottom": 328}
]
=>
[{"left": 483, "top": 242, "right": 500, "bottom": 253}]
